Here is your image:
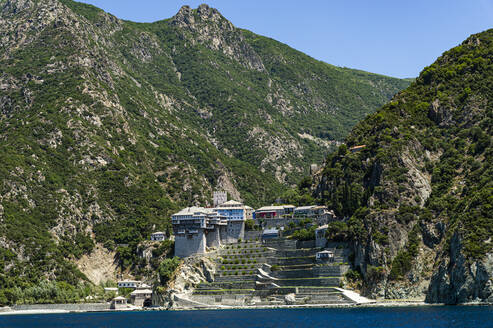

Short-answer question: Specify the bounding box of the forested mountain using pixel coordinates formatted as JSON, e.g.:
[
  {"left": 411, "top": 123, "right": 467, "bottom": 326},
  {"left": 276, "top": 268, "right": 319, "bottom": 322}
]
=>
[
  {"left": 314, "top": 29, "right": 492, "bottom": 304},
  {"left": 0, "top": 0, "right": 408, "bottom": 302}
]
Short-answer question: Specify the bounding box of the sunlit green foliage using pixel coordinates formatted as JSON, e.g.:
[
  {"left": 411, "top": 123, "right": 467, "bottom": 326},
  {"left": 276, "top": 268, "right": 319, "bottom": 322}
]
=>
[{"left": 315, "top": 29, "right": 493, "bottom": 267}]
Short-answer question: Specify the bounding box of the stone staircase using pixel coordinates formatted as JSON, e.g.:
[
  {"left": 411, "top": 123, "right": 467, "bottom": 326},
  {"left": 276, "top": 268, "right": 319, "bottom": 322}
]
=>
[{"left": 189, "top": 237, "right": 355, "bottom": 307}]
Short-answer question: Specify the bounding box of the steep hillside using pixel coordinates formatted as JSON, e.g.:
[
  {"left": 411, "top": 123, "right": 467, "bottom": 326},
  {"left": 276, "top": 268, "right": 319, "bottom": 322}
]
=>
[
  {"left": 314, "top": 29, "right": 492, "bottom": 303},
  {"left": 0, "top": 0, "right": 408, "bottom": 303}
]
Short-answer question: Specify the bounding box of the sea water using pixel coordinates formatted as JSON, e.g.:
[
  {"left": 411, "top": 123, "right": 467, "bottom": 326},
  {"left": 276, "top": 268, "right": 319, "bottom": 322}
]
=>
[{"left": 1, "top": 306, "right": 492, "bottom": 328}]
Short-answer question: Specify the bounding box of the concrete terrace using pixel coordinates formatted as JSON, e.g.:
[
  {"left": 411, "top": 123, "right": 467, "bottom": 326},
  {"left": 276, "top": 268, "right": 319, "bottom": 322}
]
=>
[{"left": 175, "top": 234, "right": 358, "bottom": 308}]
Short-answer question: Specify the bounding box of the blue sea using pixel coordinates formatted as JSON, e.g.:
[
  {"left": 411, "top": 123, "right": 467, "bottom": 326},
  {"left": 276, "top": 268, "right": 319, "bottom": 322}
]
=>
[{"left": 1, "top": 306, "right": 492, "bottom": 328}]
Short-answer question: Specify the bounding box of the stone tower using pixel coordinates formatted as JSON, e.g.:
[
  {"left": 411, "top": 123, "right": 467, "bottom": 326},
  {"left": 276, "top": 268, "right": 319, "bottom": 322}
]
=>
[
  {"left": 213, "top": 191, "right": 227, "bottom": 207},
  {"left": 310, "top": 164, "right": 319, "bottom": 175}
]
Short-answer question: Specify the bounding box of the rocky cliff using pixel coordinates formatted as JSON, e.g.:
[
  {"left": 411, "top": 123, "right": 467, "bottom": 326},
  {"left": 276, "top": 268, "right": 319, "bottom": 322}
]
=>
[
  {"left": 158, "top": 255, "right": 216, "bottom": 309},
  {"left": 314, "top": 29, "right": 492, "bottom": 304}
]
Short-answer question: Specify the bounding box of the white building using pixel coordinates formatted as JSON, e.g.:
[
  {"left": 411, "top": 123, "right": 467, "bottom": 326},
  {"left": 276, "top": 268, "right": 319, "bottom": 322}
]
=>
[
  {"left": 294, "top": 205, "right": 332, "bottom": 224},
  {"left": 172, "top": 199, "right": 251, "bottom": 257},
  {"left": 244, "top": 205, "right": 254, "bottom": 220},
  {"left": 213, "top": 190, "right": 227, "bottom": 207},
  {"left": 255, "top": 205, "right": 295, "bottom": 219},
  {"left": 172, "top": 207, "right": 228, "bottom": 257},
  {"left": 130, "top": 287, "right": 153, "bottom": 307},
  {"left": 117, "top": 280, "right": 141, "bottom": 289},
  {"left": 150, "top": 231, "right": 166, "bottom": 241},
  {"left": 110, "top": 296, "right": 128, "bottom": 310},
  {"left": 104, "top": 287, "right": 118, "bottom": 293},
  {"left": 316, "top": 250, "right": 334, "bottom": 262}
]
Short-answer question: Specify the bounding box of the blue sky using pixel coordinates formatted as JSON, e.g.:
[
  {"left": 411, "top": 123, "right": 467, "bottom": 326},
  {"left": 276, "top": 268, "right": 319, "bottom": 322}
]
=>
[{"left": 78, "top": 0, "right": 492, "bottom": 78}]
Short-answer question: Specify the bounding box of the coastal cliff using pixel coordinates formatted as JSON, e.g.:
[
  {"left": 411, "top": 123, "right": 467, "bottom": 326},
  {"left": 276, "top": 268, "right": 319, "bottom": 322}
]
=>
[{"left": 313, "top": 29, "right": 493, "bottom": 304}]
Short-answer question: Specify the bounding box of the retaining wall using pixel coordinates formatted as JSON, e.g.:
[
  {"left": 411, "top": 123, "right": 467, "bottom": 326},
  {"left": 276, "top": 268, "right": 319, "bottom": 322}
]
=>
[
  {"left": 313, "top": 265, "right": 349, "bottom": 276},
  {"left": 214, "top": 275, "right": 257, "bottom": 282},
  {"left": 263, "top": 239, "right": 297, "bottom": 249},
  {"left": 12, "top": 303, "right": 109, "bottom": 311},
  {"left": 271, "top": 257, "right": 315, "bottom": 266},
  {"left": 244, "top": 231, "right": 262, "bottom": 240},
  {"left": 196, "top": 281, "right": 255, "bottom": 290},
  {"left": 275, "top": 249, "right": 317, "bottom": 257},
  {"left": 297, "top": 240, "right": 316, "bottom": 249},
  {"left": 274, "top": 277, "right": 340, "bottom": 287}
]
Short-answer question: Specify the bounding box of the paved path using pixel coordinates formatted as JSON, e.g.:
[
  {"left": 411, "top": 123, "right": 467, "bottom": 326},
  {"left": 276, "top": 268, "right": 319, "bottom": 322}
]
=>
[{"left": 334, "top": 288, "right": 375, "bottom": 304}]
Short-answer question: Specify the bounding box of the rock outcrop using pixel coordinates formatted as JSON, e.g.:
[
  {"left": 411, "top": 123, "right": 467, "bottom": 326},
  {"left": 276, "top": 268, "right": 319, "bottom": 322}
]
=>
[
  {"left": 426, "top": 233, "right": 493, "bottom": 304},
  {"left": 159, "top": 256, "right": 216, "bottom": 309}
]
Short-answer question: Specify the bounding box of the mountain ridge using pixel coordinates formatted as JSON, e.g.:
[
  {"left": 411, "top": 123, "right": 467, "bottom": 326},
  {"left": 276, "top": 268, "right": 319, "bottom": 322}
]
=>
[{"left": 0, "top": 0, "right": 409, "bottom": 303}]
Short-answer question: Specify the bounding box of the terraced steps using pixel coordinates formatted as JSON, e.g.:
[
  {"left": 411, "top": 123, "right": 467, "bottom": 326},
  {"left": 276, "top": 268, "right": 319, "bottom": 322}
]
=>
[
  {"left": 189, "top": 238, "right": 355, "bottom": 307},
  {"left": 273, "top": 263, "right": 314, "bottom": 270},
  {"left": 270, "top": 266, "right": 347, "bottom": 279},
  {"left": 214, "top": 275, "right": 257, "bottom": 282},
  {"left": 193, "top": 289, "right": 255, "bottom": 295},
  {"left": 195, "top": 281, "right": 256, "bottom": 290},
  {"left": 262, "top": 277, "right": 341, "bottom": 287}
]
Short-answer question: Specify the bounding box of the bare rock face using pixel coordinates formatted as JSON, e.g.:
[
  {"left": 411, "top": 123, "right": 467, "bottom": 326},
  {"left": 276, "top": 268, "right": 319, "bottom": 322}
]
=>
[
  {"left": 170, "top": 4, "right": 265, "bottom": 71},
  {"left": 76, "top": 244, "right": 118, "bottom": 285},
  {"left": 160, "top": 256, "right": 216, "bottom": 309},
  {"left": 284, "top": 293, "right": 296, "bottom": 305},
  {"left": 426, "top": 233, "right": 493, "bottom": 304}
]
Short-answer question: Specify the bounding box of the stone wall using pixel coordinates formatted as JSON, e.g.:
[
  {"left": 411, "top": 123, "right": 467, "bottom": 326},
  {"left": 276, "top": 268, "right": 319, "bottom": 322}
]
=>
[
  {"left": 313, "top": 265, "right": 350, "bottom": 276},
  {"left": 315, "top": 235, "right": 327, "bottom": 248},
  {"left": 264, "top": 239, "right": 297, "bottom": 249},
  {"left": 12, "top": 303, "right": 109, "bottom": 311},
  {"left": 271, "top": 257, "right": 314, "bottom": 265},
  {"left": 206, "top": 228, "right": 221, "bottom": 248},
  {"left": 244, "top": 231, "right": 261, "bottom": 240},
  {"left": 175, "top": 231, "right": 206, "bottom": 257},
  {"left": 275, "top": 277, "right": 340, "bottom": 287},
  {"left": 275, "top": 249, "right": 317, "bottom": 257},
  {"left": 297, "top": 240, "right": 316, "bottom": 249},
  {"left": 219, "top": 225, "right": 228, "bottom": 243},
  {"left": 226, "top": 221, "right": 244, "bottom": 242}
]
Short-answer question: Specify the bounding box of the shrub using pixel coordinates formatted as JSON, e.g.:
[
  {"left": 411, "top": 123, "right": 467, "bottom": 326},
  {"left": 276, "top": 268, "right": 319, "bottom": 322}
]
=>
[
  {"left": 366, "top": 265, "right": 385, "bottom": 283},
  {"left": 389, "top": 226, "right": 421, "bottom": 280},
  {"left": 291, "top": 226, "right": 316, "bottom": 241},
  {"left": 325, "top": 221, "right": 350, "bottom": 241},
  {"left": 158, "top": 257, "right": 181, "bottom": 285}
]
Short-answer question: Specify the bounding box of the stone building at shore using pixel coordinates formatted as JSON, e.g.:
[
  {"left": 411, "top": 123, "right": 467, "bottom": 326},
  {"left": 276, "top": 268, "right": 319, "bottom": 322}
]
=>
[{"left": 172, "top": 198, "right": 249, "bottom": 257}]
